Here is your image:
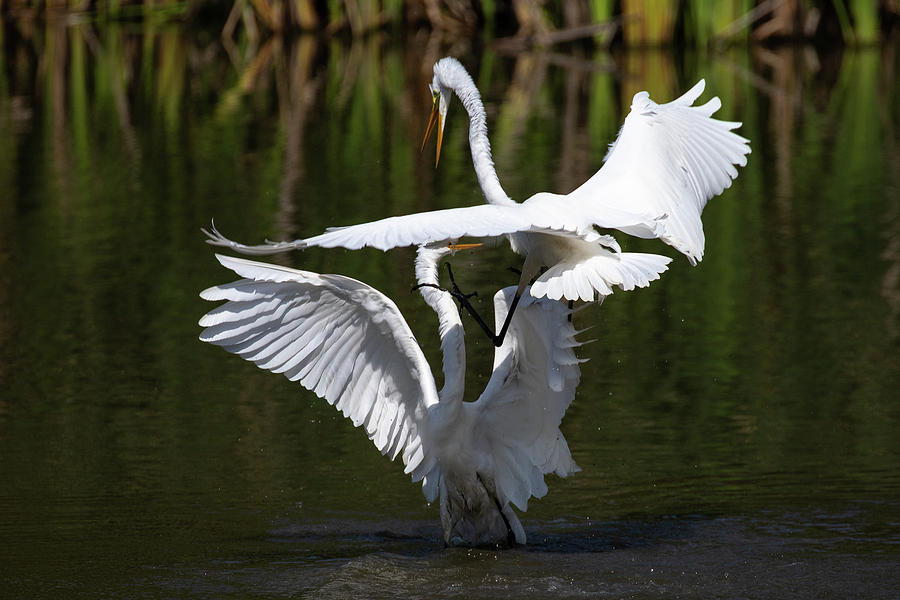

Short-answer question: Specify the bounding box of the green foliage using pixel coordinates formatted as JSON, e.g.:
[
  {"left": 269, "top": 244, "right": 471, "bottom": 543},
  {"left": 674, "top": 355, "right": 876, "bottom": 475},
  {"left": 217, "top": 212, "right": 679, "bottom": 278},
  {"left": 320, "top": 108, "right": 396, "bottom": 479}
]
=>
[
  {"left": 0, "top": 17, "right": 897, "bottom": 592},
  {"left": 849, "top": 0, "right": 881, "bottom": 44},
  {"left": 4, "top": 0, "right": 892, "bottom": 42}
]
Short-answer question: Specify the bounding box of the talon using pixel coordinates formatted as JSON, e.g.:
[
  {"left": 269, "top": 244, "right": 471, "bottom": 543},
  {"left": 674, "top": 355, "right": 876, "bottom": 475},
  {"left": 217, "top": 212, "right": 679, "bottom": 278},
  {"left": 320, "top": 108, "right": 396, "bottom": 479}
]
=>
[
  {"left": 448, "top": 283, "right": 477, "bottom": 301},
  {"left": 412, "top": 282, "right": 444, "bottom": 293},
  {"left": 444, "top": 262, "right": 478, "bottom": 300},
  {"left": 440, "top": 260, "right": 509, "bottom": 346},
  {"left": 449, "top": 289, "right": 477, "bottom": 302}
]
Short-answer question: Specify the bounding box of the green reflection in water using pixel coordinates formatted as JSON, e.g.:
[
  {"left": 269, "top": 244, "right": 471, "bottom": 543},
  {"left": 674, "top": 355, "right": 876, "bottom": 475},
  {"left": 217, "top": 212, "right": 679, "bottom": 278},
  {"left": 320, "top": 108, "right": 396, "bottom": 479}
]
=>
[{"left": 0, "top": 18, "right": 898, "bottom": 597}]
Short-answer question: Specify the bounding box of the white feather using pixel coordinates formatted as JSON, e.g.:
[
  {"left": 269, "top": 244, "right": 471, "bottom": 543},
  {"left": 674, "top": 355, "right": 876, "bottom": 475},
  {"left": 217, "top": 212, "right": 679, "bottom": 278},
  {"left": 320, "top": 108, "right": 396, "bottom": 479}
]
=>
[
  {"left": 199, "top": 248, "right": 586, "bottom": 547},
  {"left": 204, "top": 65, "right": 749, "bottom": 305},
  {"left": 199, "top": 254, "right": 440, "bottom": 481}
]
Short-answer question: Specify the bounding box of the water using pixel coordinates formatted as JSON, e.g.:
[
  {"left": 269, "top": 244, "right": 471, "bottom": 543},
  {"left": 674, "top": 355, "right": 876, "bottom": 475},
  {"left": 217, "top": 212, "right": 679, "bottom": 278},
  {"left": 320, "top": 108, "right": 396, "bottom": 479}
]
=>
[{"left": 1, "top": 19, "right": 899, "bottom": 599}]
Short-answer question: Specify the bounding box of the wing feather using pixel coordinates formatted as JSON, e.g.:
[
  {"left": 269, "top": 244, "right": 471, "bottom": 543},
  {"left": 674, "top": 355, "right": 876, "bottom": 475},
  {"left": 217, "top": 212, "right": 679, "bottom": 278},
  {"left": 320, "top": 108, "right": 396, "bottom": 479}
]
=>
[
  {"left": 199, "top": 254, "right": 439, "bottom": 481},
  {"left": 467, "top": 287, "right": 584, "bottom": 511},
  {"left": 298, "top": 200, "right": 662, "bottom": 252},
  {"left": 570, "top": 79, "right": 751, "bottom": 264}
]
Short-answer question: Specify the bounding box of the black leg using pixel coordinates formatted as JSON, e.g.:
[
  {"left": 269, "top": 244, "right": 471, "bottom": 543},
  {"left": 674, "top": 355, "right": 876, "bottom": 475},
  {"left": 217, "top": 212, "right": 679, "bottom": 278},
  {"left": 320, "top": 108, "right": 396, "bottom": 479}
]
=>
[
  {"left": 482, "top": 293, "right": 521, "bottom": 348},
  {"left": 492, "top": 291, "right": 522, "bottom": 347},
  {"left": 444, "top": 262, "right": 523, "bottom": 348},
  {"left": 444, "top": 263, "right": 477, "bottom": 301},
  {"left": 477, "top": 472, "right": 517, "bottom": 547},
  {"left": 443, "top": 263, "right": 500, "bottom": 343}
]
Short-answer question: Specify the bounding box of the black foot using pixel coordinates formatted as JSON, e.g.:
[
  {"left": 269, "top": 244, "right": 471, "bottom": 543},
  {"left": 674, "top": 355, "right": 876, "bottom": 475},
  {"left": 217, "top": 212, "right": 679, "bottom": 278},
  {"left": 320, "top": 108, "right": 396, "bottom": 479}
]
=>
[
  {"left": 449, "top": 288, "right": 478, "bottom": 303},
  {"left": 442, "top": 262, "right": 505, "bottom": 346},
  {"left": 444, "top": 262, "right": 479, "bottom": 302}
]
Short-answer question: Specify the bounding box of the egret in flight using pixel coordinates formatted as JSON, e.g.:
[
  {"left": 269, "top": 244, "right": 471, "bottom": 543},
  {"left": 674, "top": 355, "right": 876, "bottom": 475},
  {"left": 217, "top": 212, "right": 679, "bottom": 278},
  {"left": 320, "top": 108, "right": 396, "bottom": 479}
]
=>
[
  {"left": 199, "top": 243, "right": 583, "bottom": 547},
  {"left": 205, "top": 57, "right": 750, "bottom": 345}
]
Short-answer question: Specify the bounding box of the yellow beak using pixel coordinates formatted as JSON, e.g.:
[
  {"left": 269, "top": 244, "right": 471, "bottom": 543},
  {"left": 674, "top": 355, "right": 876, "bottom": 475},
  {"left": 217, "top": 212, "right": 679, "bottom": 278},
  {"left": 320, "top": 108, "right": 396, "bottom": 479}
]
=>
[
  {"left": 448, "top": 242, "right": 482, "bottom": 251},
  {"left": 421, "top": 96, "right": 444, "bottom": 167}
]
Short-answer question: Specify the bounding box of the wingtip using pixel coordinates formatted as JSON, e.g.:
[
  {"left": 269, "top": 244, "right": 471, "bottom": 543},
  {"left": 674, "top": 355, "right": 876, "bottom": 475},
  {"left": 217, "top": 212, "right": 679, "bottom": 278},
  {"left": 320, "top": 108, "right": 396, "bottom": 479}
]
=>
[
  {"left": 214, "top": 253, "right": 243, "bottom": 269},
  {"left": 676, "top": 79, "right": 706, "bottom": 106},
  {"left": 198, "top": 285, "right": 220, "bottom": 301},
  {"left": 630, "top": 90, "right": 652, "bottom": 112}
]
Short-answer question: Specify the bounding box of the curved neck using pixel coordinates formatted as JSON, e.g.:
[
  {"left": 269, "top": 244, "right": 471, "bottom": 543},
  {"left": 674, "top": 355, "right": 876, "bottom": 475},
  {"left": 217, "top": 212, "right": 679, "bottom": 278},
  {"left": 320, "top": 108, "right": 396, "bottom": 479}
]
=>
[
  {"left": 437, "top": 59, "right": 514, "bottom": 206},
  {"left": 415, "top": 250, "right": 466, "bottom": 404}
]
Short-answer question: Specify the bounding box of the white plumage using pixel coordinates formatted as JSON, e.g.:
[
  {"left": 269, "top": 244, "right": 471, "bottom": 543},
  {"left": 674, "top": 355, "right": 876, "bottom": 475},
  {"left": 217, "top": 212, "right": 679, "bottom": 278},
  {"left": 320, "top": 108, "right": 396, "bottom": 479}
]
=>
[
  {"left": 199, "top": 245, "right": 583, "bottom": 546},
  {"left": 204, "top": 58, "right": 749, "bottom": 318},
  {"left": 568, "top": 80, "right": 750, "bottom": 265}
]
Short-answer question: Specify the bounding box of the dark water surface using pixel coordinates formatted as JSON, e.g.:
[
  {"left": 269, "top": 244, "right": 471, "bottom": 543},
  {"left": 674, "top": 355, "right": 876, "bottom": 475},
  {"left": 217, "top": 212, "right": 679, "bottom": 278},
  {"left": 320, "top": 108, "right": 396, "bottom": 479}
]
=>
[{"left": 1, "top": 20, "right": 898, "bottom": 599}]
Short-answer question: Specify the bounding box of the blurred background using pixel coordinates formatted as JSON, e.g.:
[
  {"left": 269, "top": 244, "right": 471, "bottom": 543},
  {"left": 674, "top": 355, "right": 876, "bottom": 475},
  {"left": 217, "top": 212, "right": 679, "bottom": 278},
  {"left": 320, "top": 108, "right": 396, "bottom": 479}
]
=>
[{"left": 1, "top": 1, "right": 898, "bottom": 598}]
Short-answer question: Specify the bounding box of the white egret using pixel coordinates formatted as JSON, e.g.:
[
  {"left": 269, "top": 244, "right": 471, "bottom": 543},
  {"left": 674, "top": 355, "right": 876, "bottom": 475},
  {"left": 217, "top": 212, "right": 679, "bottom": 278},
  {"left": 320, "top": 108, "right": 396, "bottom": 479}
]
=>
[
  {"left": 198, "top": 243, "right": 583, "bottom": 547},
  {"left": 205, "top": 57, "right": 750, "bottom": 345}
]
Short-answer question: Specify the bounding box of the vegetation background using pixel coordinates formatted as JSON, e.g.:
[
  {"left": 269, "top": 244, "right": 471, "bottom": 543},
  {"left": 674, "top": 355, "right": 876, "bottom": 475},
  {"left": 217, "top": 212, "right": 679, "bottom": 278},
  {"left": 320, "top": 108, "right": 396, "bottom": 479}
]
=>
[{"left": 1, "top": 0, "right": 898, "bottom": 598}]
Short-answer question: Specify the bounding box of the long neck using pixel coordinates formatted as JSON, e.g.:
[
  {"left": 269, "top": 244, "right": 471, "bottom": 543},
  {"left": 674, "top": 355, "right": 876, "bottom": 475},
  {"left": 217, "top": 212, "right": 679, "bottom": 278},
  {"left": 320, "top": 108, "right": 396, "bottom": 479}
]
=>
[
  {"left": 415, "top": 250, "right": 466, "bottom": 404},
  {"left": 438, "top": 59, "right": 514, "bottom": 206}
]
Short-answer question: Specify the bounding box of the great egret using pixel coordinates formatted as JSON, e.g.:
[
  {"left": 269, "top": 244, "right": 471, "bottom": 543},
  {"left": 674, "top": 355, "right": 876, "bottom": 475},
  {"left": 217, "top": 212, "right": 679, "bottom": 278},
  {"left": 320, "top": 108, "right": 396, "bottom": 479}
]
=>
[
  {"left": 198, "top": 243, "right": 583, "bottom": 547},
  {"left": 205, "top": 57, "right": 750, "bottom": 345}
]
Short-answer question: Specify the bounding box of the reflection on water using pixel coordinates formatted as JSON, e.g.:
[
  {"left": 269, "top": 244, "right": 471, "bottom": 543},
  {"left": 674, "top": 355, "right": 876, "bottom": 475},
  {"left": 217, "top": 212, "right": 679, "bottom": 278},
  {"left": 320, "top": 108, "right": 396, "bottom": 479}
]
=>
[{"left": 0, "top": 17, "right": 898, "bottom": 599}]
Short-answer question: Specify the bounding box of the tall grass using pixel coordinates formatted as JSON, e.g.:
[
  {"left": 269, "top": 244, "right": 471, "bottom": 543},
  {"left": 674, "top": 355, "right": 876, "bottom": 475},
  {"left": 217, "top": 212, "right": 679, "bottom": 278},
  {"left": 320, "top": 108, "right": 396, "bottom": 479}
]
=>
[{"left": 1, "top": 0, "right": 895, "bottom": 44}]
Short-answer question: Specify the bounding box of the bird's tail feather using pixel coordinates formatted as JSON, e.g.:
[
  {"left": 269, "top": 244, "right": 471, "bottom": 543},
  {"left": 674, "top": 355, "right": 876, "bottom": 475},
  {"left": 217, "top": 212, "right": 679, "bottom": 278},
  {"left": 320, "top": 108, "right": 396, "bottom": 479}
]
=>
[{"left": 530, "top": 251, "right": 672, "bottom": 302}]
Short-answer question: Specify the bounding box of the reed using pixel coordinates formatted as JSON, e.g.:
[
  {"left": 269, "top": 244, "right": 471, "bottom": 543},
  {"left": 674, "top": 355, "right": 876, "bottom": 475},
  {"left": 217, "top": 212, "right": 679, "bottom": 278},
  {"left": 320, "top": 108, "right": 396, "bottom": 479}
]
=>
[
  {"left": 685, "top": 0, "right": 754, "bottom": 46},
  {"left": 847, "top": 0, "right": 880, "bottom": 44},
  {"left": 2, "top": 1, "right": 894, "bottom": 43},
  {"left": 621, "top": 0, "right": 677, "bottom": 46}
]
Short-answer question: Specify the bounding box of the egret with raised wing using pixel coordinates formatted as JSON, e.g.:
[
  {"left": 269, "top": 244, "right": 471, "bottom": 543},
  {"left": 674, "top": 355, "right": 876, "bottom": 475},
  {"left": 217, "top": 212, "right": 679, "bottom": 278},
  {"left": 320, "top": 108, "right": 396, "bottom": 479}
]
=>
[
  {"left": 205, "top": 57, "right": 750, "bottom": 345},
  {"left": 199, "top": 243, "right": 583, "bottom": 547}
]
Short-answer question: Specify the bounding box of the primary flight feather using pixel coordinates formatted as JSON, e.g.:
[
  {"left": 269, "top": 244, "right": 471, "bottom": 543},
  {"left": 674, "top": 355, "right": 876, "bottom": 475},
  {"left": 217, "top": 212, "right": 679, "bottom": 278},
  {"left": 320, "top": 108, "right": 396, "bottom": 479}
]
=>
[
  {"left": 205, "top": 57, "right": 749, "bottom": 344},
  {"left": 199, "top": 244, "right": 583, "bottom": 546}
]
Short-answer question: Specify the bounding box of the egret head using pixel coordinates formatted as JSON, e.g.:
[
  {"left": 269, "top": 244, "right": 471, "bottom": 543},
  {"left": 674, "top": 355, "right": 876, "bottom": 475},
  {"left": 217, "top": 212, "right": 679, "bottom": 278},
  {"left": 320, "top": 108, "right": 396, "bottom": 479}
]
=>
[
  {"left": 414, "top": 242, "right": 481, "bottom": 291},
  {"left": 447, "top": 241, "right": 481, "bottom": 255},
  {"left": 416, "top": 240, "right": 480, "bottom": 270},
  {"left": 422, "top": 81, "right": 451, "bottom": 167},
  {"left": 418, "top": 241, "right": 482, "bottom": 264}
]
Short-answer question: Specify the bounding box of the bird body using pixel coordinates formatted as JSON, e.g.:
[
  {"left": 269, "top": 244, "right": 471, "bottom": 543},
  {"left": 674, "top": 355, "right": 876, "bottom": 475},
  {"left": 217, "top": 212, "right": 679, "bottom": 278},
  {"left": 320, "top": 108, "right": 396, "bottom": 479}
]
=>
[
  {"left": 205, "top": 57, "right": 748, "bottom": 310},
  {"left": 199, "top": 245, "right": 582, "bottom": 546}
]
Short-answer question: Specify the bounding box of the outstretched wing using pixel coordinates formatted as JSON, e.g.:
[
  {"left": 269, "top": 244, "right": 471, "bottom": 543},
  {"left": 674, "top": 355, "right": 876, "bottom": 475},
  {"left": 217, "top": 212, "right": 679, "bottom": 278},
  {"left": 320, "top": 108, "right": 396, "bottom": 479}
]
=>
[
  {"left": 204, "top": 198, "right": 665, "bottom": 255},
  {"left": 569, "top": 79, "right": 751, "bottom": 264},
  {"left": 470, "top": 287, "right": 584, "bottom": 512},
  {"left": 199, "top": 254, "right": 438, "bottom": 481}
]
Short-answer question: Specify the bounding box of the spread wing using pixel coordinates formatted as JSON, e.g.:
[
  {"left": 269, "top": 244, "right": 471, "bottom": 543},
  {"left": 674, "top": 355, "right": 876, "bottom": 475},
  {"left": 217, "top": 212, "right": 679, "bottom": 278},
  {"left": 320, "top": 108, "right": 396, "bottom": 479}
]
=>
[
  {"left": 470, "top": 287, "right": 584, "bottom": 512},
  {"left": 568, "top": 79, "right": 751, "bottom": 264},
  {"left": 203, "top": 198, "right": 665, "bottom": 255},
  {"left": 199, "top": 254, "right": 438, "bottom": 481}
]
